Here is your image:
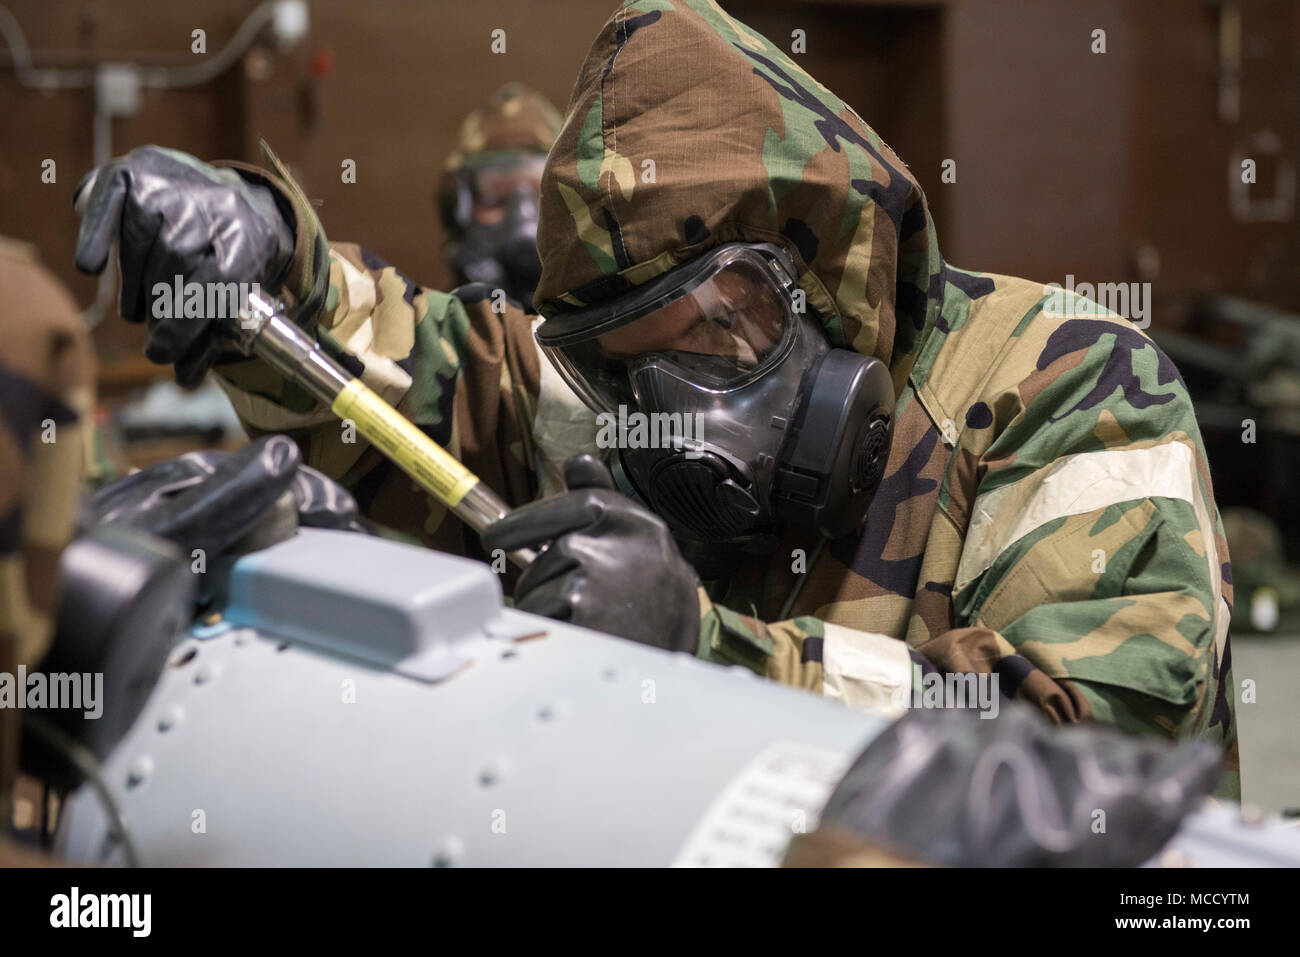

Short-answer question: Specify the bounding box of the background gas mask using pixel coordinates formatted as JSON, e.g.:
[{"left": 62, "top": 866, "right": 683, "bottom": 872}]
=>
[
  {"left": 537, "top": 243, "right": 896, "bottom": 557},
  {"left": 443, "top": 154, "right": 546, "bottom": 306}
]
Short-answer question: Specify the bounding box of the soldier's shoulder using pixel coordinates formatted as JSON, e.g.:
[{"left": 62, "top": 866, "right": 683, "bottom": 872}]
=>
[
  {"left": 922, "top": 269, "right": 1185, "bottom": 456},
  {"left": 942, "top": 271, "right": 1163, "bottom": 395}
]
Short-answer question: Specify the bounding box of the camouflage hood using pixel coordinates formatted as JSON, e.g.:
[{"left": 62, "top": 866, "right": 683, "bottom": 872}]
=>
[{"left": 536, "top": 0, "right": 944, "bottom": 388}]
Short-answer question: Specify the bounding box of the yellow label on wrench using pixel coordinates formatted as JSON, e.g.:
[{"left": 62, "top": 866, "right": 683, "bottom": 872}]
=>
[{"left": 331, "top": 379, "right": 478, "bottom": 507}]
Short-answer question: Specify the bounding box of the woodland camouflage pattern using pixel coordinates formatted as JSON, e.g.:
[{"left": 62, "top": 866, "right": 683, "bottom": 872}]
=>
[
  {"left": 216, "top": 0, "right": 1238, "bottom": 794},
  {"left": 0, "top": 237, "right": 94, "bottom": 825}
]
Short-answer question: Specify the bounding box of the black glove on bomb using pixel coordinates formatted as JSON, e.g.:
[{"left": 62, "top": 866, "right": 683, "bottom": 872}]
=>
[
  {"left": 812, "top": 704, "right": 1222, "bottom": 867},
  {"left": 90, "top": 434, "right": 365, "bottom": 560},
  {"left": 73, "top": 145, "right": 296, "bottom": 386},
  {"left": 34, "top": 436, "right": 365, "bottom": 765},
  {"left": 481, "top": 454, "right": 702, "bottom": 653}
]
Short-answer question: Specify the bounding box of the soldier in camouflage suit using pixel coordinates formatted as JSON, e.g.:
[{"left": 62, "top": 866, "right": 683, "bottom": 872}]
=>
[
  {"left": 437, "top": 83, "right": 563, "bottom": 305},
  {"left": 74, "top": 0, "right": 1238, "bottom": 796}
]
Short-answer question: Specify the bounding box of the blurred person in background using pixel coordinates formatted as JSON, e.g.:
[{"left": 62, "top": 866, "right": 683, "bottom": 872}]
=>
[{"left": 437, "top": 83, "right": 563, "bottom": 309}]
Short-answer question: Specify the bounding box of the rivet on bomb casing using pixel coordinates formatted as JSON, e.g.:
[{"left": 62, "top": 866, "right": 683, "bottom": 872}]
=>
[
  {"left": 157, "top": 705, "right": 184, "bottom": 733},
  {"left": 194, "top": 664, "right": 220, "bottom": 685},
  {"left": 126, "top": 756, "right": 154, "bottom": 788},
  {"left": 478, "top": 759, "right": 508, "bottom": 787},
  {"left": 432, "top": 836, "right": 464, "bottom": 867}
]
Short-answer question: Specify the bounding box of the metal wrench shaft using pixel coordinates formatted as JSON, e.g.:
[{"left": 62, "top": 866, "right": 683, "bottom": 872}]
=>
[{"left": 235, "top": 292, "right": 535, "bottom": 569}]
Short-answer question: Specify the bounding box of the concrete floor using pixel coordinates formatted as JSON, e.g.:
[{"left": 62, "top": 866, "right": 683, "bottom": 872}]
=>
[{"left": 1233, "top": 633, "right": 1300, "bottom": 814}]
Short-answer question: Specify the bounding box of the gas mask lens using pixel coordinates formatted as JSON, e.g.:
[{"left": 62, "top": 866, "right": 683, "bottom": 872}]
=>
[
  {"left": 541, "top": 246, "right": 799, "bottom": 414},
  {"left": 468, "top": 154, "right": 547, "bottom": 222}
]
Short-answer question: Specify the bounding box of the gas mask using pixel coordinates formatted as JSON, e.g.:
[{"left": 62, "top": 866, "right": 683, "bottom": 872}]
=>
[
  {"left": 444, "top": 155, "right": 546, "bottom": 306},
  {"left": 536, "top": 243, "right": 895, "bottom": 555}
]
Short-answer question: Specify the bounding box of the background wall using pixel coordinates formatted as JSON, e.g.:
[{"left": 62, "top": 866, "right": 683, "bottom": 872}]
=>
[
  {"left": 0, "top": 0, "right": 623, "bottom": 366},
  {"left": 3, "top": 0, "right": 1298, "bottom": 359}
]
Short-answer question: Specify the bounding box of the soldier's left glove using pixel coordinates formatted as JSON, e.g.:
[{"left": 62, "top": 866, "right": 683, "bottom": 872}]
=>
[
  {"left": 480, "top": 454, "right": 701, "bottom": 653},
  {"left": 90, "top": 434, "right": 366, "bottom": 560},
  {"left": 788, "top": 704, "right": 1222, "bottom": 867}
]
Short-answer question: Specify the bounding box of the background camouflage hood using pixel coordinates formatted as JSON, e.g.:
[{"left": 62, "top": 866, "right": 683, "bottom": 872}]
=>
[
  {"left": 536, "top": 0, "right": 945, "bottom": 389},
  {"left": 438, "top": 83, "right": 564, "bottom": 239}
]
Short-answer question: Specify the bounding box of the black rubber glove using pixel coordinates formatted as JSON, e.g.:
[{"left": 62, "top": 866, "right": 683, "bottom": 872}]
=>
[
  {"left": 73, "top": 145, "right": 296, "bottom": 386},
  {"left": 89, "top": 434, "right": 365, "bottom": 559},
  {"left": 480, "top": 454, "right": 702, "bottom": 653},
  {"left": 805, "top": 704, "right": 1222, "bottom": 867}
]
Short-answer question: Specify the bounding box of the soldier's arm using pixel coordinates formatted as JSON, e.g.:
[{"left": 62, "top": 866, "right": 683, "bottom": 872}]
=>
[
  {"left": 931, "top": 323, "right": 1236, "bottom": 791},
  {"left": 944, "top": 315, "right": 1233, "bottom": 759},
  {"left": 694, "top": 590, "right": 927, "bottom": 718},
  {"left": 696, "top": 457, "right": 1237, "bottom": 792},
  {"left": 694, "top": 319, "right": 1237, "bottom": 795}
]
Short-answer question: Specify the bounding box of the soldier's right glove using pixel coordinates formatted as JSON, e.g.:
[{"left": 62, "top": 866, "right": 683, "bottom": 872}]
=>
[
  {"left": 73, "top": 145, "right": 296, "bottom": 386},
  {"left": 480, "top": 454, "right": 702, "bottom": 653}
]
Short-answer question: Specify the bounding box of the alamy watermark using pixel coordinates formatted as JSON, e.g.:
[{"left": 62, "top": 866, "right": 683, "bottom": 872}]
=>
[
  {"left": 0, "top": 667, "right": 103, "bottom": 719},
  {"left": 595, "top": 404, "right": 705, "bottom": 459},
  {"left": 151, "top": 275, "right": 261, "bottom": 322},
  {"left": 892, "top": 663, "right": 1000, "bottom": 719},
  {"left": 1042, "top": 274, "right": 1151, "bottom": 329},
  {"left": 50, "top": 887, "right": 150, "bottom": 937}
]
